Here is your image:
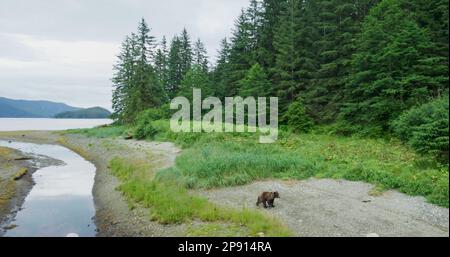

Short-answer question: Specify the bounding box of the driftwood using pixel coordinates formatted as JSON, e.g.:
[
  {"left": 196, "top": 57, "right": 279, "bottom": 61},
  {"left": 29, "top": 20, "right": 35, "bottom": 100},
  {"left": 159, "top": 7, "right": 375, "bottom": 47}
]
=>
[{"left": 14, "top": 157, "right": 32, "bottom": 161}]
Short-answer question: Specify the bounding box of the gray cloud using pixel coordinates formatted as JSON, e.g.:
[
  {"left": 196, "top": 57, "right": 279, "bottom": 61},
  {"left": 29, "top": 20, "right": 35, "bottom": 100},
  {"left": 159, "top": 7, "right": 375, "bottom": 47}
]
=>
[
  {"left": 0, "top": 34, "right": 38, "bottom": 61},
  {"left": 0, "top": 0, "right": 249, "bottom": 109}
]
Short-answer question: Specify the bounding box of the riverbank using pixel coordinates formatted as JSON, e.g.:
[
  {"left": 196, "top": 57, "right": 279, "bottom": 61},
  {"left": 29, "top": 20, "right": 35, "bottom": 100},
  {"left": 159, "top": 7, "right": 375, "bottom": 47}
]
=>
[
  {"left": 59, "top": 134, "right": 190, "bottom": 236},
  {"left": 0, "top": 145, "right": 34, "bottom": 233},
  {"left": 0, "top": 130, "right": 448, "bottom": 236},
  {"left": 0, "top": 131, "right": 186, "bottom": 236}
]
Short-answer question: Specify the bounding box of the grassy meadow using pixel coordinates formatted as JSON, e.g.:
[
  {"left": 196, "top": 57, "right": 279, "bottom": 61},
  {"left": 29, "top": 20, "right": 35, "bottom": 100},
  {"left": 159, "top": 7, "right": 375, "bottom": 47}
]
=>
[{"left": 67, "top": 121, "right": 449, "bottom": 208}]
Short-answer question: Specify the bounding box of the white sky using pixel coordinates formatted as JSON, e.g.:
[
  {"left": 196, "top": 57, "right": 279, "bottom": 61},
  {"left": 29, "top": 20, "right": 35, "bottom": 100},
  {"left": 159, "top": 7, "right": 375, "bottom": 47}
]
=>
[{"left": 0, "top": 0, "right": 250, "bottom": 109}]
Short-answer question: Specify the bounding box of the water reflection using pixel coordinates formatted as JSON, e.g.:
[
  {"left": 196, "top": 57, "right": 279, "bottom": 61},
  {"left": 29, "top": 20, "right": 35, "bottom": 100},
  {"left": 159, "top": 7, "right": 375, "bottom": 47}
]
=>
[{"left": 0, "top": 141, "right": 97, "bottom": 237}]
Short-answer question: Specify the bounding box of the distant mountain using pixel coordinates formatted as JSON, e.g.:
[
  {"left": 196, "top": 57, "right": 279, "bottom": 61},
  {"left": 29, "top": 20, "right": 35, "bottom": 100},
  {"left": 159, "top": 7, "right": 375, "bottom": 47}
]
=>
[
  {"left": 54, "top": 107, "right": 111, "bottom": 119},
  {"left": 0, "top": 101, "right": 39, "bottom": 117},
  {"left": 0, "top": 97, "right": 81, "bottom": 118}
]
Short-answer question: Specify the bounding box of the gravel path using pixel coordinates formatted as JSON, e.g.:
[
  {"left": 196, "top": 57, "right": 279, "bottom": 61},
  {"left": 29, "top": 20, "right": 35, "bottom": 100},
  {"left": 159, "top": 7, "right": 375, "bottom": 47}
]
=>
[{"left": 198, "top": 179, "right": 449, "bottom": 237}]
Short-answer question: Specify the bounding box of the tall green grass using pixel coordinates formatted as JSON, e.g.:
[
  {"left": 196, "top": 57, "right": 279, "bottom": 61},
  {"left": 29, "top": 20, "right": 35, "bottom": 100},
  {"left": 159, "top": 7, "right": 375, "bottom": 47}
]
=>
[
  {"left": 156, "top": 141, "right": 316, "bottom": 188},
  {"left": 63, "top": 126, "right": 127, "bottom": 138}
]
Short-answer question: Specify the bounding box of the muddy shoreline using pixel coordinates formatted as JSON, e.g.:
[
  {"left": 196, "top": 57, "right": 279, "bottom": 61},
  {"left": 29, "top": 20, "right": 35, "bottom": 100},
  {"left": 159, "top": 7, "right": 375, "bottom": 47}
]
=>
[{"left": 0, "top": 145, "right": 36, "bottom": 235}]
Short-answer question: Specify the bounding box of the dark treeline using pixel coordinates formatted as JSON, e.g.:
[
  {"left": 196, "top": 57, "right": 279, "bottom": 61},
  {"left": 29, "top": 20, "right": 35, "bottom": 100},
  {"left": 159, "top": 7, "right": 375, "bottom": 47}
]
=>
[{"left": 112, "top": 0, "right": 449, "bottom": 160}]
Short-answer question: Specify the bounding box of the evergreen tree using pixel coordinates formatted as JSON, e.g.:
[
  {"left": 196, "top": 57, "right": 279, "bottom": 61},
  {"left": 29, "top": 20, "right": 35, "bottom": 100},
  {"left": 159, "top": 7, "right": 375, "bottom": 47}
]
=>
[
  {"left": 305, "top": 0, "right": 377, "bottom": 123},
  {"left": 212, "top": 38, "right": 232, "bottom": 99},
  {"left": 129, "top": 19, "right": 163, "bottom": 116},
  {"left": 179, "top": 65, "right": 212, "bottom": 100},
  {"left": 341, "top": 0, "right": 448, "bottom": 134},
  {"left": 227, "top": 9, "right": 254, "bottom": 96},
  {"left": 112, "top": 35, "right": 135, "bottom": 122},
  {"left": 193, "top": 38, "right": 209, "bottom": 72},
  {"left": 257, "top": 0, "right": 287, "bottom": 71},
  {"left": 272, "top": 0, "right": 319, "bottom": 115},
  {"left": 135, "top": 18, "right": 156, "bottom": 64},
  {"left": 167, "top": 36, "right": 183, "bottom": 97},
  {"left": 111, "top": 0, "right": 449, "bottom": 144},
  {"left": 272, "top": 0, "right": 302, "bottom": 112},
  {"left": 239, "top": 63, "right": 271, "bottom": 97},
  {"left": 283, "top": 99, "right": 314, "bottom": 133},
  {"left": 154, "top": 36, "right": 169, "bottom": 96},
  {"left": 111, "top": 19, "right": 163, "bottom": 122},
  {"left": 247, "top": 0, "right": 264, "bottom": 52},
  {"left": 180, "top": 28, "right": 193, "bottom": 76},
  {"left": 397, "top": 0, "right": 449, "bottom": 59}
]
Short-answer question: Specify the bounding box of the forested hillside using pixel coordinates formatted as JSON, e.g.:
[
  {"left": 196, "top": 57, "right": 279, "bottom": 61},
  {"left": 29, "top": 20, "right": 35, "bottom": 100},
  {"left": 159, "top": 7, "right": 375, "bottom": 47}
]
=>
[
  {"left": 54, "top": 107, "right": 111, "bottom": 119},
  {"left": 0, "top": 97, "right": 81, "bottom": 118},
  {"left": 111, "top": 0, "right": 448, "bottom": 162}
]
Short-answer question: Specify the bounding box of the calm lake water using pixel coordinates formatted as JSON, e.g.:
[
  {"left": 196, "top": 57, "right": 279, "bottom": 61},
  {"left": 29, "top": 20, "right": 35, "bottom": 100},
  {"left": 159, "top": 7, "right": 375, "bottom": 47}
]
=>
[
  {"left": 0, "top": 140, "right": 97, "bottom": 237},
  {"left": 0, "top": 118, "right": 113, "bottom": 131}
]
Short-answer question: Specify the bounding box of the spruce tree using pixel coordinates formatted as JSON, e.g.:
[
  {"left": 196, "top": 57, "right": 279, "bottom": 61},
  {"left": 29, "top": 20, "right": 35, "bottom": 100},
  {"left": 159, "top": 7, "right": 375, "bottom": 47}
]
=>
[
  {"left": 272, "top": 0, "right": 319, "bottom": 115},
  {"left": 193, "top": 38, "right": 209, "bottom": 72},
  {"left": 179, "top": 65, "right": 212, "bottom": 100},
  {"left": 212, "top": 38, "right": 232, "bottom": 99},
  {"left": 130, "top": 19, "right": 163, "bottom": 115},
  {"left": 111, "top": 19, "right": 163, "bottom": 122},
  {"left": 239, "top": 63, "right": 271, "bottom": 97},
  {"left": 179, "top": 28, "right": 193, "bottom": 77},
  {"left": 247, "top": 0, "right": 263, "bottom": 52},
  {"left": 341, "top": 0, "right": 448, "bottom": 134},
  {"left": 306, "top": 0, "right": 376, "bottom": 123},
  {"left": 112, "top": 35, "right": 135, "bottom": 122},
  {"left": 167, "top": 36, "right": 183, "bottom": 97},
  {"left": 135, "top": 18, "right": 156, "bottom": 64},
  {"left": 227, "top": 9, "right": 254, "bottom": 96},
  {"left": 272, "top": 0, "right": 302, "bottom": 113},
  {"left": 257, "top": 0, "right": 287, "bottom": 71},
  {"left": 155, "top": 36, "right": 169, "bottom": 95}
]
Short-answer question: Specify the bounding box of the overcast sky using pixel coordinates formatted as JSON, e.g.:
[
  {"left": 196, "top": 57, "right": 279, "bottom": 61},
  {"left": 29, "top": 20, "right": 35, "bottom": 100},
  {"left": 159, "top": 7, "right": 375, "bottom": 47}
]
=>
[{"left": 0, "top": 0, "right": 249, "bottom": 109}]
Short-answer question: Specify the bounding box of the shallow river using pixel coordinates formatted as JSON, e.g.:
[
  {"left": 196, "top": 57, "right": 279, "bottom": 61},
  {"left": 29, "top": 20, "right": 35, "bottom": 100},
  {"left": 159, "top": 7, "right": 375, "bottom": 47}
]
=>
[{"left": 0, "top": 140, "right": 97, "bottom": 237}]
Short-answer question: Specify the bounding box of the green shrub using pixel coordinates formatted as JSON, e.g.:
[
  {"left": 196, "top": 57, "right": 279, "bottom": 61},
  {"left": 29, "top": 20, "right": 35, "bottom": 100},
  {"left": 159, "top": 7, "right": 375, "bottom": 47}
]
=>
[
  {"left": 134, "top": 120, "right": 156, "bottom": 140},
  {"left": 283, "top": 100, "right": 314, "bottom": 133},
  {"left": 134, "top": 114, "right": 155, "bottom": 140},
  {"left": 392, "top": 96, "right": 449, "bottom": 162},
  {"left": 135, "top": 106, "right": 171, "bottom": 124},
  {"left": 133, "top": 107, "right": 173, "bottom": 140}
]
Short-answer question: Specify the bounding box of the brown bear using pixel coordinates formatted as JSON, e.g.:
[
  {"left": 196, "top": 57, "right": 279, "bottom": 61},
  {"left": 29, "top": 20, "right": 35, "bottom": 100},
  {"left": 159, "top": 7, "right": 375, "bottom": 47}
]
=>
[{"left": 256, "top": 191, "right": 280, "bottom": 208}]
